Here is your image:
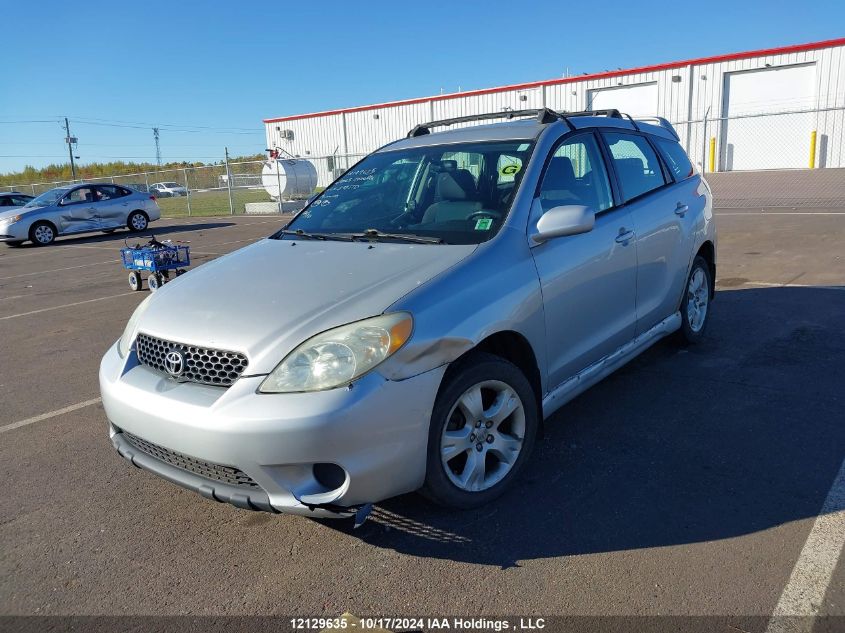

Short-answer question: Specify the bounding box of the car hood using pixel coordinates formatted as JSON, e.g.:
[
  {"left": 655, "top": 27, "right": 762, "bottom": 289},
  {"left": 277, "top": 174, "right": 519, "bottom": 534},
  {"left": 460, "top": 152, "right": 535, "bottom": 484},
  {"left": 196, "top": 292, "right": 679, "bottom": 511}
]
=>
[{"left": 136, "top": 237, "right": 477, "bottom": 375}]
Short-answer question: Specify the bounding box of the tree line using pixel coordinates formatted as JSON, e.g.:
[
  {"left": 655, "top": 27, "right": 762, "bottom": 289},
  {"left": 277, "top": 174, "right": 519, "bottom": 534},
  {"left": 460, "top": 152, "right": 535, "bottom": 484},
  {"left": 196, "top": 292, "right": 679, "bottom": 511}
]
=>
[{"left": 0, "top": 155, "right": 267, "bottom": 187}]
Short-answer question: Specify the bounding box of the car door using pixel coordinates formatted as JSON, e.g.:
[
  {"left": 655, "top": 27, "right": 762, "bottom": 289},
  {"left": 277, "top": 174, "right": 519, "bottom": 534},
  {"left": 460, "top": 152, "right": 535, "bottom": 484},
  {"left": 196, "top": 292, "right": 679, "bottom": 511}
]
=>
[
  {"left": 600, "top": 131, "right": 695, "bottom": 334},
  {"left": 94, "top": 185, "right": 132, "bottom": 228},
  {"left": 56, "top": 187, "right": 101, "bottom": 234},
  {"left": 530, "top": 131, "right": 638, "bottom": 388}
]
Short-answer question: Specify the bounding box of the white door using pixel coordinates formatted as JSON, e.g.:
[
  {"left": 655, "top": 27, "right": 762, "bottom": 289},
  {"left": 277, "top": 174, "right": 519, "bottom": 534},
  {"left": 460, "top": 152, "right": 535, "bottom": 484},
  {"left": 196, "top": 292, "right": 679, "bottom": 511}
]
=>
[
  {"left": 588, "top": 82, "right": 658, "bottom": 117},
  {"left": 721, "top": 63, "right": 816, "bottom": 170}
]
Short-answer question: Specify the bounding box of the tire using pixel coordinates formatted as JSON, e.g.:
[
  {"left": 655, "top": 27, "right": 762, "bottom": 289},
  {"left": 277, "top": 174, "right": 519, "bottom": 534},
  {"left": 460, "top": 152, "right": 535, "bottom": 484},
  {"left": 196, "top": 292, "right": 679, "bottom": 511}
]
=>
[
  {"left": 675, "top": 255, "right": 712, "bottom": 345},
  {"left": 128, "top": 271, "right": 142, "bottom": 291},
  {"left": 5, "top": 241, "right": 24, "bottom": 248},
  {"left": 421, "top": 352, "right": 538, "bottom": 509},
  {"left": 127, "top": 211, "right": 149, "bottom": 232},
  {"left": 29, "top": 221, "right": 56, "bottom": 246},
  {"left": 147, "top": 273, "right": 163, "bottom": 292}
]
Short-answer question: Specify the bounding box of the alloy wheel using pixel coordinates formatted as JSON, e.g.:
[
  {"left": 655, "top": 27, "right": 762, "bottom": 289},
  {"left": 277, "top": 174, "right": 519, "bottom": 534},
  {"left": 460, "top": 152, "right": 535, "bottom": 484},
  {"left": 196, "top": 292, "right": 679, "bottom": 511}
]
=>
[
  {"left": 440, "top": 379, "right": 526, "bottom": 493},
  {"left": 687, "top": 267, "right": 709, "bottom": 333}
]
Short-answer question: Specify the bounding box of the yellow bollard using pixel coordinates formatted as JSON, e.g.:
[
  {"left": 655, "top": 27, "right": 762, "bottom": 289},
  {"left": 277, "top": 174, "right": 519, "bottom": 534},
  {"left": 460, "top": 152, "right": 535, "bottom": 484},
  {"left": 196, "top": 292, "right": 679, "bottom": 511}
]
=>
[
  {"left": 809, "top": 130, "right": 817, "bottom": 169},
  {"left": 709, "top": 137, "right": 716, "bottom": 172}
]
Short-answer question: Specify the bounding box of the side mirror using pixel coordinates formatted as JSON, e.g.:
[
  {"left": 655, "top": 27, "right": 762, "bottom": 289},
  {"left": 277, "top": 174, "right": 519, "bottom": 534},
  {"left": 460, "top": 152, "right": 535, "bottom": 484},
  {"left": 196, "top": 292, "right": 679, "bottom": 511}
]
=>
[{"left": 532, "top": 204, "right": 595, "bottom": 243}]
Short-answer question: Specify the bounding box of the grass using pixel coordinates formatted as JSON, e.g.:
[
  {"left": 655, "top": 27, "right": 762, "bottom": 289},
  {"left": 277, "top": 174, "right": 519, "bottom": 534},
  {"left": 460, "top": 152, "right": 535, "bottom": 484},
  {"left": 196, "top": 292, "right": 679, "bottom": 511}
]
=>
[{"left": 156, "top": 188, "right": 275, "bottom": 217}]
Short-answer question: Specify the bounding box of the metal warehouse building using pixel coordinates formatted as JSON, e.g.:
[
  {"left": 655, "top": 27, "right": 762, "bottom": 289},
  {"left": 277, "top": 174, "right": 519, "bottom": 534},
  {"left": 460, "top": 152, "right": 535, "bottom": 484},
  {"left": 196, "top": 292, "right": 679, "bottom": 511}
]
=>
[{"left": 265, "top": 38, "right": 845, "bottom": 186}]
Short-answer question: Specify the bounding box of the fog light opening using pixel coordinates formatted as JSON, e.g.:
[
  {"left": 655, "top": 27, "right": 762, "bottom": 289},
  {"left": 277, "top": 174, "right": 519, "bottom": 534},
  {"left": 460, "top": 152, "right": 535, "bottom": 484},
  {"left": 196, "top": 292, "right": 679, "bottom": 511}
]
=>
[{"left": 313, "top": 463, "right": 347, "bottom": 492}]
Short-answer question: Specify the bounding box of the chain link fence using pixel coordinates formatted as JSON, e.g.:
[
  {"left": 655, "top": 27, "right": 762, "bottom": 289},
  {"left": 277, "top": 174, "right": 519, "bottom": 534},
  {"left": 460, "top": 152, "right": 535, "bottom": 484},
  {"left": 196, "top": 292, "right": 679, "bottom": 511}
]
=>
[
  {"left": 1, "top": 153, "right": 366, "bottom": 217},
  {"left": 3, "top": 107, "right": 843, "bottom": 211}
]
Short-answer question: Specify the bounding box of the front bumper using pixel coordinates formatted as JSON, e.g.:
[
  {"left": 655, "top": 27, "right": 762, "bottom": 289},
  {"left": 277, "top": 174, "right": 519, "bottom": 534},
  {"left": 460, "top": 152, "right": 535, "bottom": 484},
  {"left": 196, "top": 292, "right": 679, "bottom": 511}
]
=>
[
  {"left": 0, "top": 221, "right": 26, "bottom": 241},
  {"left": 99, "top": 342, "right": 445, "bottom": 517}
]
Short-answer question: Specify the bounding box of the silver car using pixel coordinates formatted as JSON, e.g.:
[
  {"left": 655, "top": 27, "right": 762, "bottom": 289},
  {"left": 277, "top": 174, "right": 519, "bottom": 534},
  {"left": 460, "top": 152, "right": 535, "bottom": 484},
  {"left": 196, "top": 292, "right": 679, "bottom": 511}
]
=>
[
  {"left": 0, "top": 183, "right": 161, "bottom": 246},
  {"left": 100, "top": 109, "right": 715, "bottom": 520}
]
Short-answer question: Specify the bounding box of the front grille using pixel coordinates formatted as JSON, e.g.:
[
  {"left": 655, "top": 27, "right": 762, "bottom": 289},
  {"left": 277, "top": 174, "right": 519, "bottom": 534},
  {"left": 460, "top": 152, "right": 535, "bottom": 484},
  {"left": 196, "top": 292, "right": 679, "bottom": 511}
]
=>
[
  {"left": 123, "top": 432, "right": 260, "bottom": 489},
  {"left": 135, "top": 333, "right": 248, "bottom": 387}
]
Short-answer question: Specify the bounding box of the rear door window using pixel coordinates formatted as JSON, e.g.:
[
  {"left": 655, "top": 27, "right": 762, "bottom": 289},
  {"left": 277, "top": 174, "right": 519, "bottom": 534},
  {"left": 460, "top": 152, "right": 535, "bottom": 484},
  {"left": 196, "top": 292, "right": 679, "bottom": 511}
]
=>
[{"left": 602, "top": 132, "right": 667, "bottom": 202}]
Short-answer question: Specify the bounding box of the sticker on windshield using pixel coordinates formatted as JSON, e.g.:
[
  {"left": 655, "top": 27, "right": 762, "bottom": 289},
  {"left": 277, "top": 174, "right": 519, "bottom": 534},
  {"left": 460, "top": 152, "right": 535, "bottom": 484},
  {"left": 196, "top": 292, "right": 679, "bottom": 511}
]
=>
[
  {"left": 500, "top": 164, "right": 521, "bottom": 176},
  {"left": 474, "top": 218, "right": 493, "bottom": 231}
]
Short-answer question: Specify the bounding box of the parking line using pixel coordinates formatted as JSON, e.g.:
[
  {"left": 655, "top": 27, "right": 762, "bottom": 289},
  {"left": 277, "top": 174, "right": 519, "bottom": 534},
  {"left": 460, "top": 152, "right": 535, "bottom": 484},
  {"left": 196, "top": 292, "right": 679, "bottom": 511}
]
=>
[
  {"left": 716, "top": 211, "right": 845, "bottom": 216},
  {"left": 765, "top": 457, "right": 845, "bottom": 632},
  {"left": 0, "top": 258, "right": 118, "bottom": 280},
  {"left": 0, "top": 398, "right": 102, "bottom": 434},
  {"left": 743, "top": 281, "right": 845, "bottom": 291},
  {"left": 0, "top": 291, "right": 136, "bottom": 321}
]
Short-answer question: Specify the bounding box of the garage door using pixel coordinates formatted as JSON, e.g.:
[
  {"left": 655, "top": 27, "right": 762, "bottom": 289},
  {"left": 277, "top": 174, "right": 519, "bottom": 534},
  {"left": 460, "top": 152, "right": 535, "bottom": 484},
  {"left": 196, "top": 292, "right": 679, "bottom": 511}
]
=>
[
  {"left": 721, "top": 64, "right": 817, "bottom": 170},
  {"left": 587, "top": 83, "right": 658, "bottom": 117}
]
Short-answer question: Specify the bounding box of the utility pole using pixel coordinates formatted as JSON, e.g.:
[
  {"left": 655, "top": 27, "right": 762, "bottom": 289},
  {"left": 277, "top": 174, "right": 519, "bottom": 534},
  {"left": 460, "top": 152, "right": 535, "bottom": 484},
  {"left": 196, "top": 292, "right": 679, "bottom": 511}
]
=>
[
  {"left": 64, "top": 117, "right": 78, "bottom": 180},
  {"left": 224, "top": 147, "right": 234, "bottom": 215},
  {"left": 153, "top": 127, "right": 161, "bottom": 166}
]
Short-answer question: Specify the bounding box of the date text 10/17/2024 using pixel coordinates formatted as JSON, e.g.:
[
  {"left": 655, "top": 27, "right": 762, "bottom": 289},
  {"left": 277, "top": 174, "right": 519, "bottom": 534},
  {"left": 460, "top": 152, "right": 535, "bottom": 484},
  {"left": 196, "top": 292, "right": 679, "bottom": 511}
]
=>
[{"left": 290, "top": 617, "right": 547, "bottom": 631}]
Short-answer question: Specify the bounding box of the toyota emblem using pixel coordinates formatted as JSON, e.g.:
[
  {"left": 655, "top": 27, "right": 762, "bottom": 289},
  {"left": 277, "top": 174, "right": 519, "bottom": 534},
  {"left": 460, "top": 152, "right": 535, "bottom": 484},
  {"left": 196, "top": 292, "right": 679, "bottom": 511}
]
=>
[{"left": 164, "top": 349, "right": 186, "bottom": 377}]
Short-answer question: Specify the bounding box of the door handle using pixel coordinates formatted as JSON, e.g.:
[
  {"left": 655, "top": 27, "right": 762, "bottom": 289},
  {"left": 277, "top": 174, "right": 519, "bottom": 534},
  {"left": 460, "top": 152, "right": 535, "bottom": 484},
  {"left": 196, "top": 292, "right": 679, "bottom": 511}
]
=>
[
  {"left": 674, "top": 203, "right": 689, "bottom": 216},
  {"left": 615, "top": 229, "right": 635, "bottom": 245}
]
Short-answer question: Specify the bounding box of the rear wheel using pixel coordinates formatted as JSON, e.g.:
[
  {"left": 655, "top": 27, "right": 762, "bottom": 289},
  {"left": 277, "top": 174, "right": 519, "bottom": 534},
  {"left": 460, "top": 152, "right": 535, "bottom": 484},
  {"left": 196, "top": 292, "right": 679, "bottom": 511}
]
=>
[
  {"left": 127, "top": 211, "right": 148, "bottom": 232},
  {"left": 147, "top": 273, "right": 163, "bottom": 291},
  {"left": 29, "top": 222, "right": 56, "bottom": 246},
  {"left": 421, "top": 352, "right": 538, "bottom": 509},
  {"left": 675, "top": 255, "right": 712, "bottom": 344}
]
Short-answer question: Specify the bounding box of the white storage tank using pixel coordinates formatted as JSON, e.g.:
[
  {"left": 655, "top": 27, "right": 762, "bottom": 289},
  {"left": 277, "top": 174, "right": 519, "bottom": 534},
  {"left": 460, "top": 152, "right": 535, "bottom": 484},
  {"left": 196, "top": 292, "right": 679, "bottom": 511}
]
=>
[{"left": 261, "top": 158, "right": 318, "bottom": 200}]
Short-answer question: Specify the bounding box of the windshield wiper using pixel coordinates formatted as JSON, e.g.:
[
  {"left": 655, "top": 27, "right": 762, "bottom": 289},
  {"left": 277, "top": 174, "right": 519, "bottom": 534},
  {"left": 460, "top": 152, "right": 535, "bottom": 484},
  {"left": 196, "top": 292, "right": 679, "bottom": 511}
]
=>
[
  {"left": 274, "top": 229, "right": 354, "bottom": 241},
  {"left": 349, "top": 228, "right": 444, "bottom": 245}
]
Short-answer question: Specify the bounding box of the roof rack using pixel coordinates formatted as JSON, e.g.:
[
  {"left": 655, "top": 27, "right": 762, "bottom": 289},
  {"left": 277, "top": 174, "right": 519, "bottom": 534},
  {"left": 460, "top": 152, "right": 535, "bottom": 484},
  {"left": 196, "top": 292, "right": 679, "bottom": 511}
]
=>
[
  {"left": 406, "top": 107, "right": 655, "bottom": 137},
  {"left": 408, "top": 109, "right": 545, "bottom": 137},
  {"left": 633, "top": 116, "right": 681, "bottom": 140}
]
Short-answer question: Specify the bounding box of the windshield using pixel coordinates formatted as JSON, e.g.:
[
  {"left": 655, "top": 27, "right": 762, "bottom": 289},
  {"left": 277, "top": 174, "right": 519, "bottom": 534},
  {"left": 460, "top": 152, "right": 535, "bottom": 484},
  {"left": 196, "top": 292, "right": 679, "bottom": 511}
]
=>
[
  {"left": 25, "top": 188, "right": 70, "bottom": 207},
  {"left": 279, "top": 140, "right": 535, "bottom": 245}
]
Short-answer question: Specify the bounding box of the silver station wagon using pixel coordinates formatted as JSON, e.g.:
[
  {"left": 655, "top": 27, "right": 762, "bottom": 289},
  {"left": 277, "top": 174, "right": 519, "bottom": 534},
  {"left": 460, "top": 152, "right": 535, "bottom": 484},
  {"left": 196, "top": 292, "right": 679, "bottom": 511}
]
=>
[
  {"left": 100, "top": 108, "right": 716, "bottom": 522},
  {"left": 0, "top": 183, "right": 161, "bottom": 246}
]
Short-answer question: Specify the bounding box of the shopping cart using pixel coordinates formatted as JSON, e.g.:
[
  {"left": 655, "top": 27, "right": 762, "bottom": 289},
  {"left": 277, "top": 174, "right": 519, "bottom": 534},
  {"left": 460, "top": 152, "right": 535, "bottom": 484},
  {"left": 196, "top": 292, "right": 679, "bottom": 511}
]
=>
[{"left": 120, "top": 236, "right": 191, "bottom": 291}]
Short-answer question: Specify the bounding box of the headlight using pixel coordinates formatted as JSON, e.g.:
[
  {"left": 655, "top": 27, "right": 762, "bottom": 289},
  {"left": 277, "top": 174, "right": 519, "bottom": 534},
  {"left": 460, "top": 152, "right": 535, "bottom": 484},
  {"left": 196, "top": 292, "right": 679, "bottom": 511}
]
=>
[
  {"left": 117, "top": 296, "right": 152, "bottom": 358},
  {"left": 259, "top": 313, "right": 413, "bottom": 393}
]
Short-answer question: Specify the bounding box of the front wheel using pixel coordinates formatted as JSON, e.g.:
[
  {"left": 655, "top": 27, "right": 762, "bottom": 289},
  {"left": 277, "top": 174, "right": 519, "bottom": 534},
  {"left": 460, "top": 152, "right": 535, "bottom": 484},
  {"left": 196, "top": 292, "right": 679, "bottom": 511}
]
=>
[
  {"left": 421, "top": 352, "right": 538, "bottom": 509},
  {"left": 127, "top": 211, "right": 148, "bottom": 232},
  {"left": 675, "top": 255, "right": 712, "bottom": 344},
  {"left": 128, "top": 271, "right": 142, "bottom": 291},
  {"left": 29, "top": 222, "right": 56, "bottom": 246}
]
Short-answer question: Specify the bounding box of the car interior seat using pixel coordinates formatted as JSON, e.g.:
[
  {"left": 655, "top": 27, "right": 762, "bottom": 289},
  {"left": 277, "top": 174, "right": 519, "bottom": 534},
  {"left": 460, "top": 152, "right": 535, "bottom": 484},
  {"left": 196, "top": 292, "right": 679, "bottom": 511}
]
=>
[
  {"left": 540, "top": 156, "right": 582, "bottom": 211},
  {"left": 422, "top": 172, "right": 483, "bottom": 223}
]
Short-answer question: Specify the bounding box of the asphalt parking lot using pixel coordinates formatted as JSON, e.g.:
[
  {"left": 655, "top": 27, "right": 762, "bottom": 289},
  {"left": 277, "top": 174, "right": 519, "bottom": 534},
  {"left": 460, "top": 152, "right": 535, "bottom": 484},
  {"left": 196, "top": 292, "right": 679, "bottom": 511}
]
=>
[{"left": 1, "top": 207, "right": 843, "bottom": 629}]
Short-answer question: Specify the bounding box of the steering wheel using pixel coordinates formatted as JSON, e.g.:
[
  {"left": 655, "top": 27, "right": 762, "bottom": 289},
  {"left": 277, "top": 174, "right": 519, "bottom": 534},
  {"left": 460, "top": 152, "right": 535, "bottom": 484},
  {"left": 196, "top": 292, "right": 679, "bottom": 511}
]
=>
[{"left": 467, "top": 210, "right": 503, "bottom": 221}]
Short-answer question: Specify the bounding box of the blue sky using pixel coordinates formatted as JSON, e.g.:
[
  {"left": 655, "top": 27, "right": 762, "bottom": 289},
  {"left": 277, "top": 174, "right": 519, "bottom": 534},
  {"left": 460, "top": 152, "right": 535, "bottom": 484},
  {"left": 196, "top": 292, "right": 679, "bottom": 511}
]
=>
[{"left": 1, "top": 0, "right": 842, "bottom": 174}]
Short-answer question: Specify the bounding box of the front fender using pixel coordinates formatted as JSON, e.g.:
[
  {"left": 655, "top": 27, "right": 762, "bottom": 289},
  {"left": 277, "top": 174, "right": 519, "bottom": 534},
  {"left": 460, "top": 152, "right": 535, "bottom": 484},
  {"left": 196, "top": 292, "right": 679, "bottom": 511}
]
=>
[{"left": 379, "top": 227, "right": 546, "bottom": 391}]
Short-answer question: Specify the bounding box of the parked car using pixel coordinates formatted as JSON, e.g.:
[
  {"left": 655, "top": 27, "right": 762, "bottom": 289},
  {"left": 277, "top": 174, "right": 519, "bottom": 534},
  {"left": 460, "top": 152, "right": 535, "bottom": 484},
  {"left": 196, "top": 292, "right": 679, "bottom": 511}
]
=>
[
  {"left": 0, "top": 183, "right": 161, "bottom": 246},
  {"left": 0, "top": 192, "right": 35, "bottom": 209},
  {"left": 149, "top": 182, "right": 187, "bottom": 197},
  {"left": 100, "top": 109, "right": 715, "bottom": 521}
]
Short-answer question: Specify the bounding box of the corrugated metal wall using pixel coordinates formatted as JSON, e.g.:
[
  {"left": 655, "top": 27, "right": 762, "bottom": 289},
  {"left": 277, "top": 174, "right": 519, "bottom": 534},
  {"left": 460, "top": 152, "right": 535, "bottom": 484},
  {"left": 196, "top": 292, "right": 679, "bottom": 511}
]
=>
[{"left": 266, "top": 42, "right": 845, "bottom": 183}]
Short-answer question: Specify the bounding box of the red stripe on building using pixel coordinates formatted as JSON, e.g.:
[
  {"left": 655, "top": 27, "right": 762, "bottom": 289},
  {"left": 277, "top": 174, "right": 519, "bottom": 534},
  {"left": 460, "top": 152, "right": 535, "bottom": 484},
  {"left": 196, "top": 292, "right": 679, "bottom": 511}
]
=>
[{"left": 263, "top": 38, "right": 845, "bottom": 124}]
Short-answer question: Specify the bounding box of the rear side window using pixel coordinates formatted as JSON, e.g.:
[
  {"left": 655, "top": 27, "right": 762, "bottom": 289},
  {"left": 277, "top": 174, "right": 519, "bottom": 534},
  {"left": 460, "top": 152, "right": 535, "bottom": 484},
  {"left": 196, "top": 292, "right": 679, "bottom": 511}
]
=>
[
  {"left": 654, "top": 137, "right": 694, "bottom": 181},
  {"left": 603, "top": 132, "right": 667, "bottom": 202}
]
